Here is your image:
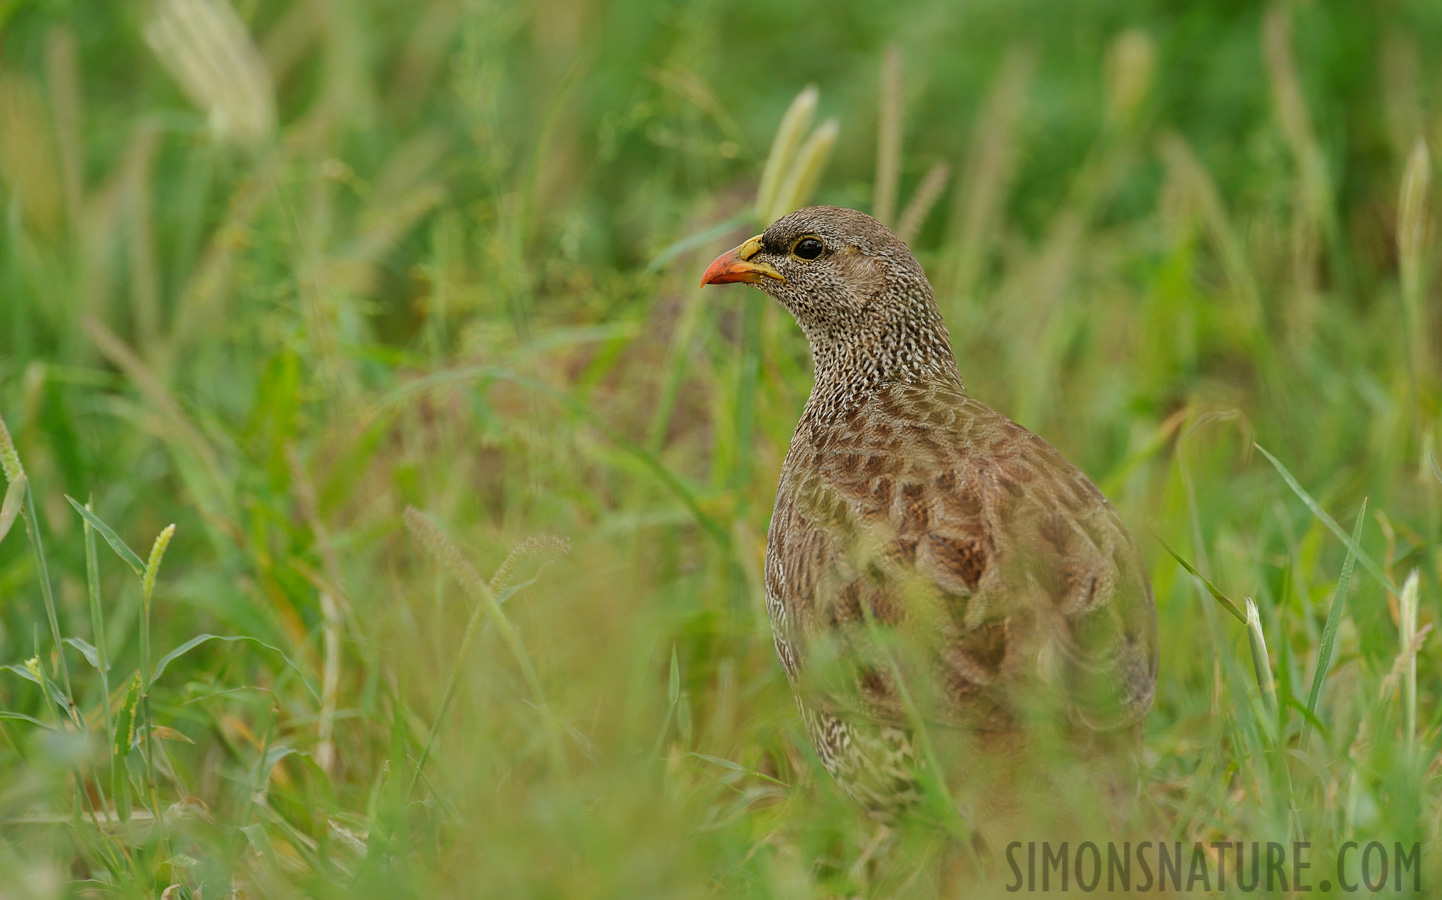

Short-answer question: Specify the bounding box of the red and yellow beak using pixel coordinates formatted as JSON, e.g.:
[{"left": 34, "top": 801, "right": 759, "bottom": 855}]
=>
[{"left": 699, "top": 235, "right": 786, "bottom": 288}]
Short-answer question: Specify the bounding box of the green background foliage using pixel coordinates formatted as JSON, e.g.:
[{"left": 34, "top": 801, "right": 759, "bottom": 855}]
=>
[{"left": 0, "top": 0, "right": 1439, "bottom": 895}]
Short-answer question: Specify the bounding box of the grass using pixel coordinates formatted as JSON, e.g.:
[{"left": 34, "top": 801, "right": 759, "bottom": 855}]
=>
[{"left": 1, "top": 0, "right": 1441, "bottom": 895}]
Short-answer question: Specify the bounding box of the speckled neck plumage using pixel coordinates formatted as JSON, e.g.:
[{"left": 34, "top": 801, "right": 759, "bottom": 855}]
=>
[{"left": 798, "top": 278, "right": 963, "bottom": 433}]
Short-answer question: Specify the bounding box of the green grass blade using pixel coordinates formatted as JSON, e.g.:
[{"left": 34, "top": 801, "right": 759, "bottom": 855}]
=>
[
  {"left": 728, "top": 300, "right": 761, "bottom": 499},
  {"left": 653, "top": 644, "right": 682, "bottom": 755},
  {"left": 64, "top": 495, "right": 145, "bottom": 575},
  {"left": 377, "top": 366, "right": 732, "bottom": 550},
  {"left": 1255, "top": 444, "right": 1396, "bottom": 594},
  {"left": 1150, "top": 528, "right": 1247, "bottom": 623},
  {"left": 645, "top": 212, "right": 753, "bottom": 274},
  {"left": 1, "top": 663, "right": 70, "bottom": 708},
  {"left": 112, "top": 765, "right": 131, "bottom": 825},
  {"left": 668, "top": 645, "right": 680, "bottom": 706},
  {"left": 0, "top": 710, "right": 57, "bottom": 730},
  {"left": 150, "top": 634, "right": 320, "bottom": 701},
  {"left": 402, "top": 508, "right": 570, "bottom": 788},
  {"left": 21, "top": 485, "right": 77, "bottom": 718},
  {"left": 689, "top": 752, "right": 788, "bottom": 787},
  {"left": 81, "top": 497, "right": 115, "bottom": 748},
  {"left": 62, "top": 637, "right": 108, "bottom": 673},
  {"left": 1300, "top": 497, "right": 1365, "bottom": 751},
  {"left": 645, "top": 290, "right": 710, "bottom": 455}
]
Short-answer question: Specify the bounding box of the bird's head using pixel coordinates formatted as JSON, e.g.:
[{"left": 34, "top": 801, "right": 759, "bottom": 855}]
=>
[
  {"left": 700, "top": 206, "right": 956, "bottom": 386},
  {"left": 699, "top": 206, "right": 925, "bottom": 330}
]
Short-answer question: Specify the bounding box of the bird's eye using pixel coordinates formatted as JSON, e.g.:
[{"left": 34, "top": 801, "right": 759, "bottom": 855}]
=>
[{"left": 793, "top": 237, "right": 824, "bottom": 260}]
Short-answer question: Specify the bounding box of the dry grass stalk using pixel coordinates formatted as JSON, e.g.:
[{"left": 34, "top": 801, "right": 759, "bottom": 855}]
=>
[
  {"left": 1399, "top": 140, "right": 1431, "bottom": 396},
  {"left": 285, "top": 447, "right": 349, "bottom": 775},
  {"left": 896, "top": 162, "right": 951, "bottom": 245},
  {"left": 874, "top": 45, "right": 903, "bottom": 225},
  {"left": 1398, "top": 570, "right": 1421, "bottom": 756},
  {"left": 1263, "top": 5, "right": 1330, "bottom": 344},
  {"left": 44, "top": 29, "right": 84, "bottom": 228},
  {"left": 945, "top": 47, "right": 1033, "bottom": 300}
]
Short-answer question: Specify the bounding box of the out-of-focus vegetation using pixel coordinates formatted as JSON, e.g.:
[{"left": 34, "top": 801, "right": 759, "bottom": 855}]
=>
[{"left": 1, "top": 0, "right": 1441, "bottom": 895}]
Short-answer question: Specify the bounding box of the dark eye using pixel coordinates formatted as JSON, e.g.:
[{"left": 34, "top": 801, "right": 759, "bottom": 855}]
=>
[{"left": 793, "top": 237, "right": 824, "bottom": 260}]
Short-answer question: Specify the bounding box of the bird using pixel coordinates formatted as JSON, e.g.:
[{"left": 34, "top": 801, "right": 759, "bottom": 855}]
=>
[{"left": 699, "top": 206, "right": 1157, "bottom": 833}]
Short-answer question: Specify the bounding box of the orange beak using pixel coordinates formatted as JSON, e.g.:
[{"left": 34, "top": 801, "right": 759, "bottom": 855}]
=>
[{"left": 699, "top": 235, "right": 785, "bottom": 288}]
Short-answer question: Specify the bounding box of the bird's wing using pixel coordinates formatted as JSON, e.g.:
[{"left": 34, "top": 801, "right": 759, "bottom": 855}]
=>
[{"left": 771, "top": 382, "right": 1157, "bottom": 734}]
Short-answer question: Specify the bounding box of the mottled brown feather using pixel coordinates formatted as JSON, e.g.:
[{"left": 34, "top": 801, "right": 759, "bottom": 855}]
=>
[{"left": 712, "top": 206, "right": 1158, "bottom": 816}]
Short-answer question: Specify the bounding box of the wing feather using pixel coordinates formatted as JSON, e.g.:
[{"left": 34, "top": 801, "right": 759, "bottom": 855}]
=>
[{"left": 764, "top": 382, "right": 1157, "bottom": 734}]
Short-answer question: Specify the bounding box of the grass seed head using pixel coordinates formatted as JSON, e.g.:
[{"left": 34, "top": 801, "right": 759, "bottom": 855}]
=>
[
  {"left": 142, "top": 524, "right": 177, "bottom": 610},
  {"left": 1245, "top": 597, "right": 1277, "bottom": 717},
  {"left": 896, "top": 161, "right": 951, "bottom": 244},
  {"left": 755, "top": 86, "right": 818, "bottom": 224},
  {"left": 145, "top": 0, "right": 276, "bottom": 147},
  {"left": 768, "top": 118, "right": 839, "bottom": 223},
  {"left": 0, "top": 413, "right": 23, "bottom": 484},
  {"left": 1105, "top": 29, "right": 1155, "bottom": 127},
  {"left": 1399, "top": 139, "right": 1430, "bottom": 294}
]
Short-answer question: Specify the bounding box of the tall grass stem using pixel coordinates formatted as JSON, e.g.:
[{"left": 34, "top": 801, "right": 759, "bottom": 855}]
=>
[{"left": 873, "top": 45, "right": 902, "bottom": 225}]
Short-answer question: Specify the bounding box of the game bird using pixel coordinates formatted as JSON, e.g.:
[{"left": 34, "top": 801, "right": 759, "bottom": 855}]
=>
[{"left": 700, "top": 206, "right": 1157, "bottom": 833}]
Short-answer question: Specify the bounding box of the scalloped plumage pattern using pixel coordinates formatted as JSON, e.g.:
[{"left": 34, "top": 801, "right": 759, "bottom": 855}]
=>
[{"left": 723, "top": 206, "right": 1158, "bottom": 816}]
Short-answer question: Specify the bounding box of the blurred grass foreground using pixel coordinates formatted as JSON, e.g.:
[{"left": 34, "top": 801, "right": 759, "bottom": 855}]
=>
[{"left": 2, "top": 0, "right": 1442, "bottom": 896}]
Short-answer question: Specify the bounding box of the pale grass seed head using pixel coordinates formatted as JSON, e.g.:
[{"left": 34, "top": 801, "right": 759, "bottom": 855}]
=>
[
  {"left": 1244, "top": 597, "right": 1277, "bottom": 718},
  {"left": 896, "top": 161, "right": 951, "bottom": 245},
  {"left": 489, "top": 534, "right": 571, "bottom": 596},
  {"left": 403, "top": 506, "right": 487, "bottom": 597},
  {"left": 1399, "top": 139, "right": 1430, "bottom": 294},
  {"left": 0, "top": 75, "right": 65, "bottom": 238},
  {"left": 1400, "top": 569, "right": 1421, "bottom": 646},
  {"left": 755, "top": 86, "right": 817, "bottom": 224},
  {"left": 145, "top": 0, "right": 276, "bottom": 147},
  {"left": 767, "top": 118, "right": 839, "bottom": 224},
  {"left": 1105, "top": 29, "right": 1155, "bottom": 128},
  {"left": 1399, "top": 569, "right": 1421, "bottom": 751}
]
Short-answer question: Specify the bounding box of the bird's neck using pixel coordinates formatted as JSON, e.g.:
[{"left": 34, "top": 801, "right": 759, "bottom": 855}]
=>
[{"left": 799, "top": 297, "right": 963, "bottom": 428}]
